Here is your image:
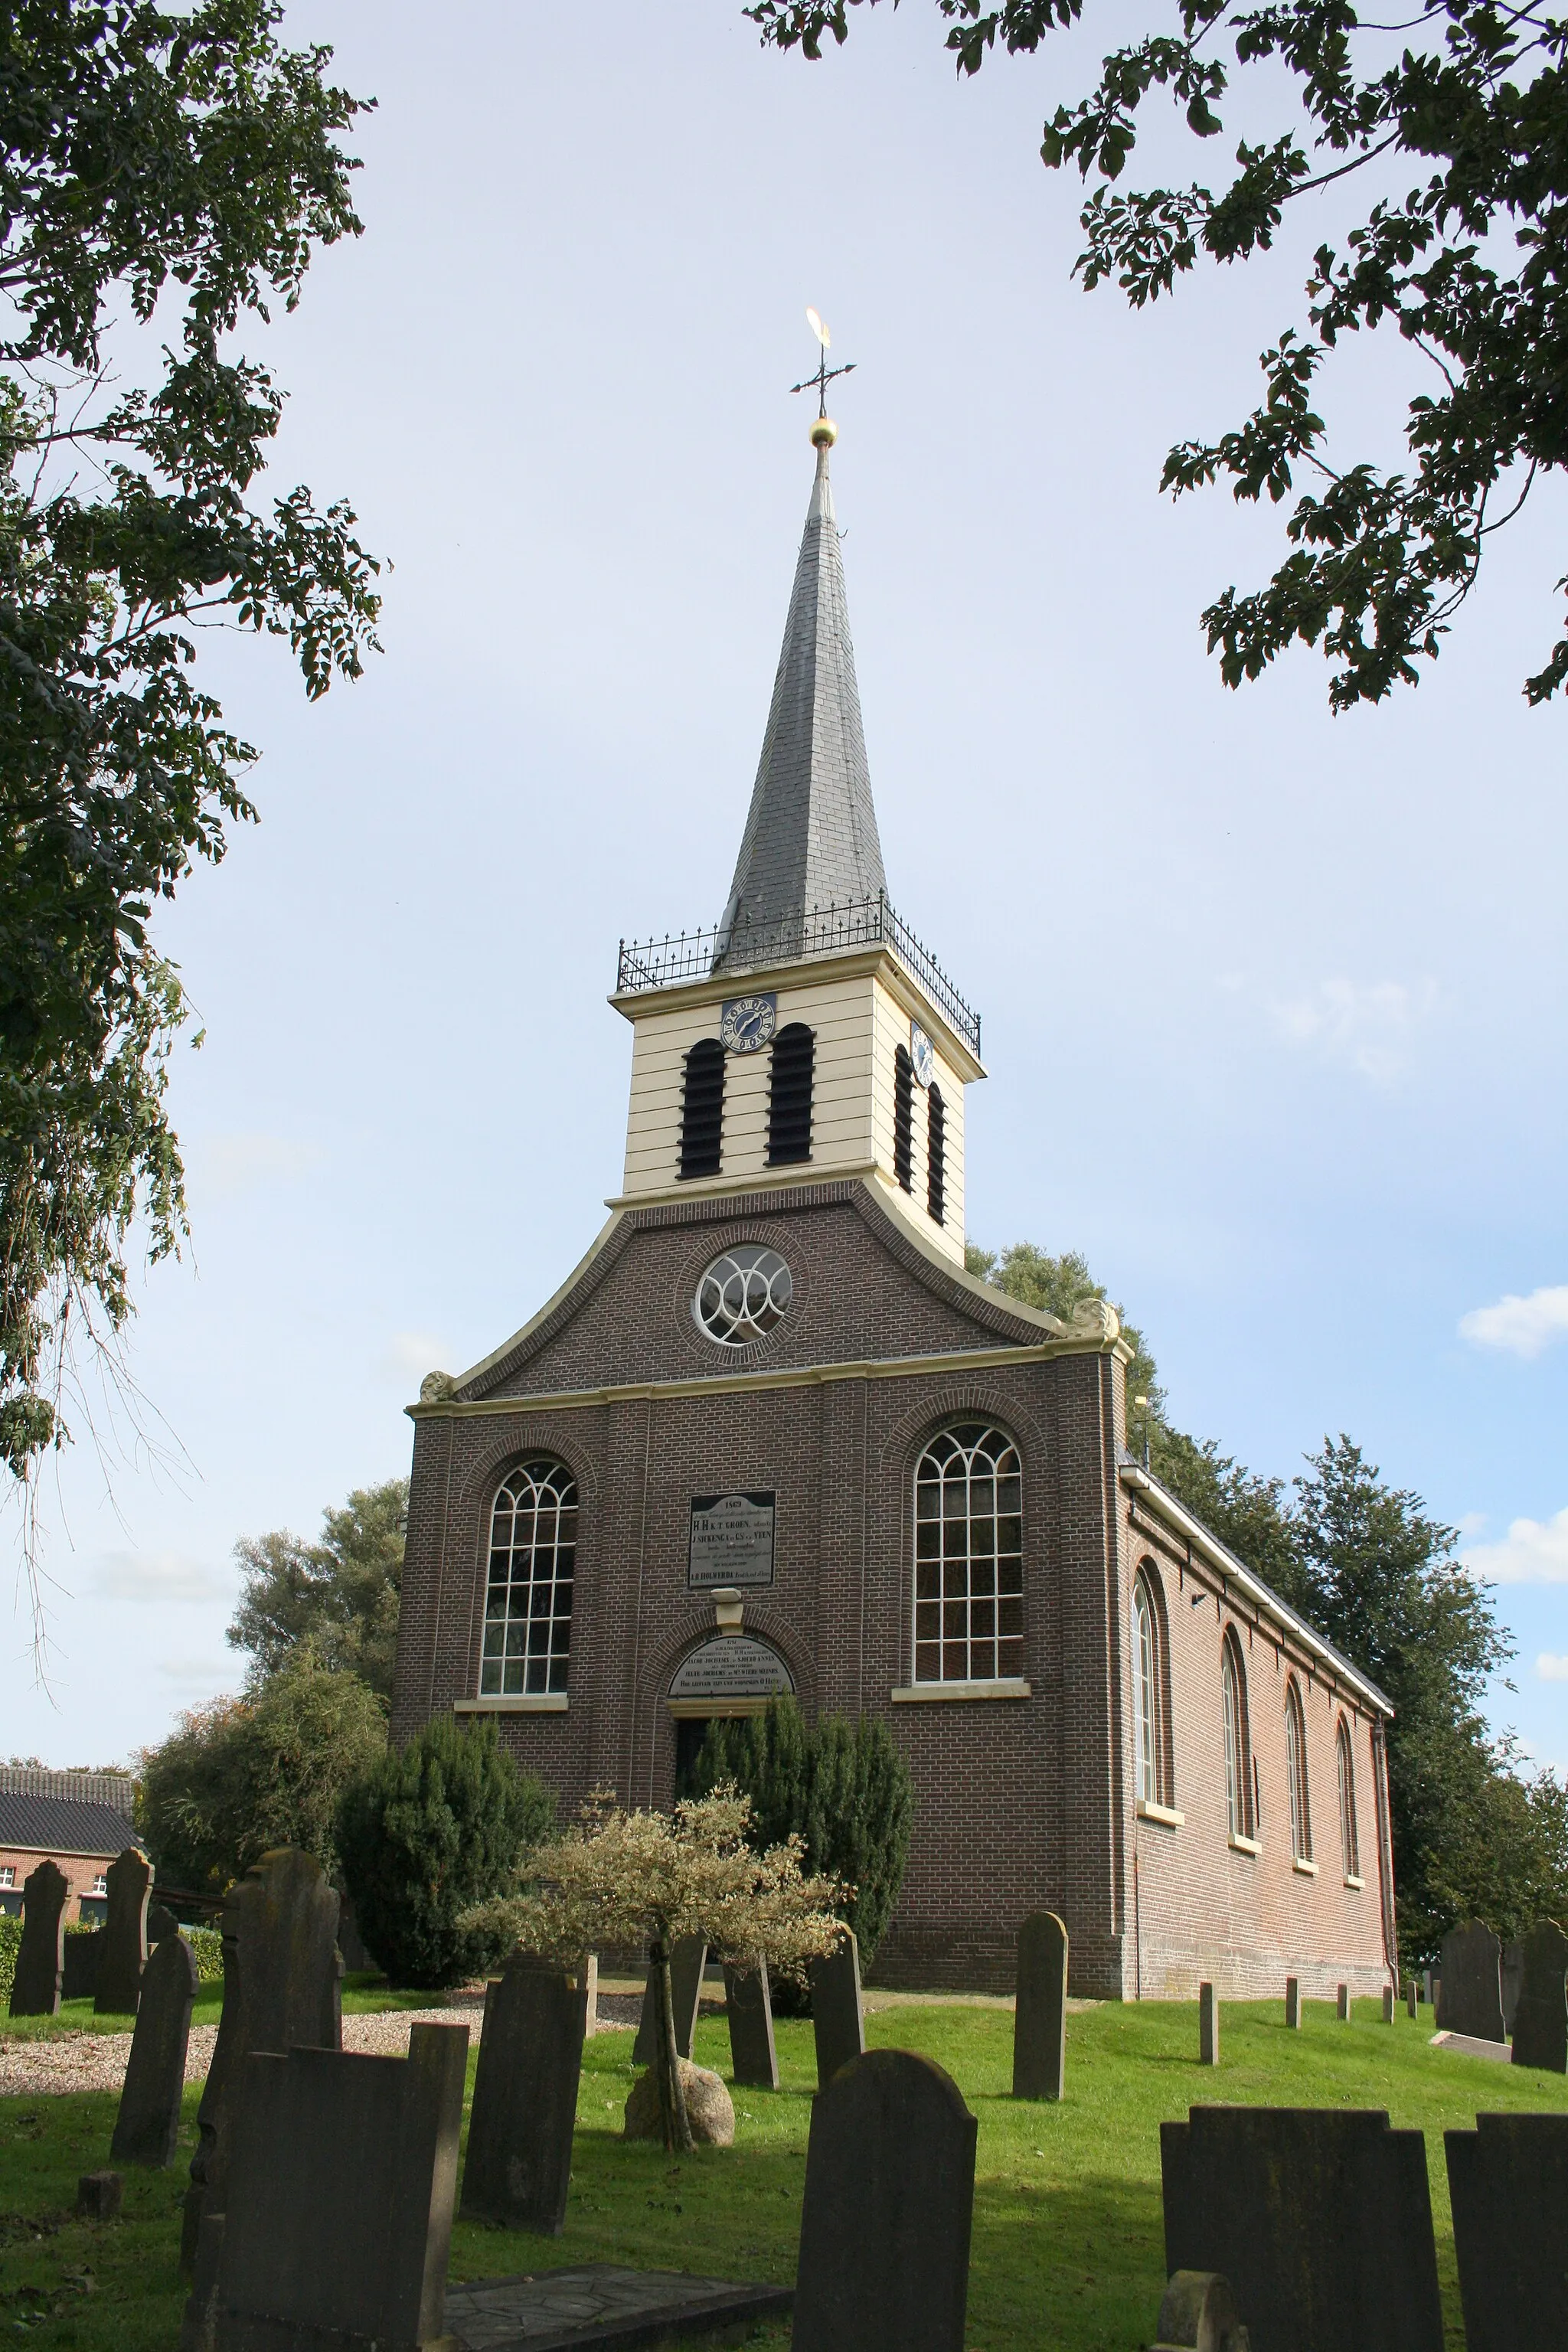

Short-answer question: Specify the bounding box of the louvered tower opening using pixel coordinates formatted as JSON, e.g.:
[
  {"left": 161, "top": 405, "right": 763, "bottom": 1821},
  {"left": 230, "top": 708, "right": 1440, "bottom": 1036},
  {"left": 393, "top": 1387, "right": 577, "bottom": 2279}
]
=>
[
  {"left": 926, "top": 1085, "right": 946, "bottom": 1224},
  {"left": 767, "top": 1024, "right": 815, "bottom": 1165},
  {"left": 893, "top": 1046, "right": 914, "bottom": 1192},
  {"left": 679, "top": 1038, "right": 725, "bottom": 1178}
]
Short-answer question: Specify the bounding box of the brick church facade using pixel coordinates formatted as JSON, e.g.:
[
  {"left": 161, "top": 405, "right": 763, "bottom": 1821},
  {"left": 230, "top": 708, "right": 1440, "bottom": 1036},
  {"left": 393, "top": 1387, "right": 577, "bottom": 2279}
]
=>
[{"left": 391, "top": 412, "right": 1397, "bottom": 2001}]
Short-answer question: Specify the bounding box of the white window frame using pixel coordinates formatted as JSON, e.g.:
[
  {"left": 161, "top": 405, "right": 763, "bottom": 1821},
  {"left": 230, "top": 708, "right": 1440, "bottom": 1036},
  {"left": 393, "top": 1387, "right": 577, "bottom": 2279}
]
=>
[
  {"left": 912, "top": 1423, "right": 1024, "bottom": 1685},
  {"left": 479, "top": 1458, "right": 578, "bottom": 1699}
]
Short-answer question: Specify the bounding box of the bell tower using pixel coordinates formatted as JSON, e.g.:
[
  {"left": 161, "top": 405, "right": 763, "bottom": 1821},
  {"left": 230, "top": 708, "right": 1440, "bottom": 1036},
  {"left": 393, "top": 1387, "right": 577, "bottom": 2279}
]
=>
[{"left": 611, "top": 407, "right": 983, "bottom": 1267}]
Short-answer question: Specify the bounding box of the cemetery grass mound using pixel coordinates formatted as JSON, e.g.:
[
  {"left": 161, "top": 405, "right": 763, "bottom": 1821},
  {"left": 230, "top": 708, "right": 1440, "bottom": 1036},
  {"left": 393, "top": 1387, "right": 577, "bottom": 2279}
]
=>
[{"left": 4, "top": 1995, "right": 1567, "bottom": 2350}]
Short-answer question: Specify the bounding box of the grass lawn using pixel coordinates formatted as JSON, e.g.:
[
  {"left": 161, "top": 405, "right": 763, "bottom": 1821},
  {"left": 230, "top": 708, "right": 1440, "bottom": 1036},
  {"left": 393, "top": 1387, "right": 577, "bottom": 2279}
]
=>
[
  {"left": 4, "top": 1993, "right": 1566, "bottom": 2348},
  {"left": 0, "top": 1973, "right": 443, "bottom": 2043}
]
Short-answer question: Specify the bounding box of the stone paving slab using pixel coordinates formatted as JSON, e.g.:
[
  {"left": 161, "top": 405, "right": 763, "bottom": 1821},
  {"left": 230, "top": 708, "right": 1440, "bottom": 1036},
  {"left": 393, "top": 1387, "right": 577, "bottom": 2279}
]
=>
[
  {"left": 1431, "top": 2030, "right": 1514, "bottom": 2062},
  {"left": 445, "top": 2264, "right": 792, "bottom": 2352}
]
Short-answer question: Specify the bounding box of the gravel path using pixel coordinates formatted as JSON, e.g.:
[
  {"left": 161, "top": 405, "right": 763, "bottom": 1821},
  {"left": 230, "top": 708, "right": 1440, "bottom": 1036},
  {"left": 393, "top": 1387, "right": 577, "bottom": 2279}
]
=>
[{"left": 0, "top": 2006, "right": 482, "bottom": 2100}]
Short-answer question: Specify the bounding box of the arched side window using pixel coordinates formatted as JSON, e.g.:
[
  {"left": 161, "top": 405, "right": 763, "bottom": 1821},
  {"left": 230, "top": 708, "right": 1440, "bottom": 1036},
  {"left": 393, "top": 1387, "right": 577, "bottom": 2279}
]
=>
[
  {"left": 679, "top": 1038, "right": 725, "bottom": 1179},
  {"left": 1132, "top": 1570, "right": 1165, "bottom": 1807},
  {"left": 481, "top": 1457, "right": 577, "bottom": 1696},
  {"left": 1222, "top": 1631, "right": 1253, "bottom": 1841},
  {"left": 1337, "top": 1716, "right": 1361, "bottom": 1879},
  {"left": 913, "top": 1423, "right": 1023, "bottom": 1684},
  {"left": 893, "top": 1045, "right": 914, "bottom": 1192},
  {"left": 926, "top": 1086, "right": 946, "bottom": 1225},
  {"left": 767, "top": 1023, "right": 815, "bottom": 1165},
  {"left": 1285, "top": 1679, "right": 1312, "bottom": 1861}
]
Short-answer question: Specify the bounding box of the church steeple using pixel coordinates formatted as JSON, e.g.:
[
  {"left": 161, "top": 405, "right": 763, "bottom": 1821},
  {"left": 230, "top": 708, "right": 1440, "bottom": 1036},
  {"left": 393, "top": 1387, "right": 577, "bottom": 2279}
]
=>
[{"left": 717, "top": 426, "right": 887, "bottom": 949}]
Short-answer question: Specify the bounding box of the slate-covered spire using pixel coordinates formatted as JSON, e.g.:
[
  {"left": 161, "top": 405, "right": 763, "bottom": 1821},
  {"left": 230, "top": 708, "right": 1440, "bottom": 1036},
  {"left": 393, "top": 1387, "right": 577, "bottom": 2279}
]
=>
[{"left": 717, "top": 429, "right": 887, "bottom": 951}]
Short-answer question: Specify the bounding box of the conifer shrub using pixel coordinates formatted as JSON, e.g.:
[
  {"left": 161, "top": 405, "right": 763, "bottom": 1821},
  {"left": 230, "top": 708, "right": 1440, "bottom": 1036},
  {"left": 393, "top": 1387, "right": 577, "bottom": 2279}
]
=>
[
  {"left": 336, "top": 1715, "right": 554, "bottom": 1990},
  {"left": 693, "top": 1697, "right": 914, "bottom": 1975}
]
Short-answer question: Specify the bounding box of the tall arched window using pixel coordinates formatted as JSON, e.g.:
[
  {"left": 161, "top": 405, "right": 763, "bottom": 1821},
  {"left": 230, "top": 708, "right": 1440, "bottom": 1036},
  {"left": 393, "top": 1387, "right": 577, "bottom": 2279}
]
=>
[
  {"left": 913, "top": 1423, "right": 1023, "bottom": 1684},
  {"left": 1133, "top": 1571, "right": 1165, "bottom": 1806},
  {"left": 1222, "top": 1632, "right": 1253, "bottom": 1841},
  {"left": 893, "top": 1046, "right": 915, "bottom": 1191},
  {"left": 926, "top": 1086, "right": 946, "bottom": 1225},
  {"left": 679, "top": 1038, "right": 725, "bottom": 1179},
  {"left": 1337, "top": 1717, "right": 1360, "bottom": 1879},
  {"left": 1285, "top": 1680, "right": 1312, "bottom": 1861},
  {"left": 481, "top": 1458, "right": 577, "bottom": 1696},
  {"left": 767, "top": 1023, "right": 815, "bottom": 1165}
]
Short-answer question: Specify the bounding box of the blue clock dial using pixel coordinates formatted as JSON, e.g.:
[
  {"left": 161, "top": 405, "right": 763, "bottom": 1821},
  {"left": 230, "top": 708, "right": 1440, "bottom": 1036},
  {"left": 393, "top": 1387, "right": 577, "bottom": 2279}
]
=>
[{"left": 720, "top": 993, "right": 778, "bottom": 1054}]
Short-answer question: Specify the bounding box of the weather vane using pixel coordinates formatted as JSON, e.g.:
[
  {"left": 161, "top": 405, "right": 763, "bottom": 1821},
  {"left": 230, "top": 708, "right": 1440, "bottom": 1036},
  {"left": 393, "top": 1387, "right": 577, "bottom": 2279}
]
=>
[{"left": 790, "top": 307, "right": 856, "bottom": 418}]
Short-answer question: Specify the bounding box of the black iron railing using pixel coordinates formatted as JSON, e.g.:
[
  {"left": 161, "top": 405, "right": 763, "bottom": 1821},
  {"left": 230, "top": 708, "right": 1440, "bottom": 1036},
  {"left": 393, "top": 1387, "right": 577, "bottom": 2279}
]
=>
[{"left": 616, "top": 891, "right": 981, "bottom": 1058}]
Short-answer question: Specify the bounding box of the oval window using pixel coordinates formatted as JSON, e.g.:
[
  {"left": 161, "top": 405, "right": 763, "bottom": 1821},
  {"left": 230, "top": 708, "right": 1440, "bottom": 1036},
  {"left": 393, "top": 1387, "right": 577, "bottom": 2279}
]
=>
[{"left": 694, "top": 1245, "right": 792, "bottom": 1346}]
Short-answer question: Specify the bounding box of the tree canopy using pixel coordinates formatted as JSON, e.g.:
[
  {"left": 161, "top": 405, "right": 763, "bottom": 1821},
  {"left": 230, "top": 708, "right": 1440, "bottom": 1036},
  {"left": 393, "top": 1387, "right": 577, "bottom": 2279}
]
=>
[
  {"left": 0, "top": 1, "right": 379, "bottom": 1612},
  {"left": 227, "top": 1477, "right": 407, "bottom": 1701},
  {"left": 750, "top": 0, "right": 1568, "bottom": 707}
]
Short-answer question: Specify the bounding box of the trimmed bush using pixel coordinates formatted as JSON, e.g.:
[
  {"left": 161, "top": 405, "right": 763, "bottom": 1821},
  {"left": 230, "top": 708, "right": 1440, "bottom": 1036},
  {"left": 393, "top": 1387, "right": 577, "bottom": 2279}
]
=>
[
  {"left": 335, "top": 1714, "right": 554, "bottom": 1990},
  {"left": 0, "top": 1916, "right": 18, "bottom": 2006},
  {"left": 186, "top": 1926, "right": 224, "bottom": 1983},
  {"left": 694, "top": 1697, "right": 914, "bottom": 1966}
]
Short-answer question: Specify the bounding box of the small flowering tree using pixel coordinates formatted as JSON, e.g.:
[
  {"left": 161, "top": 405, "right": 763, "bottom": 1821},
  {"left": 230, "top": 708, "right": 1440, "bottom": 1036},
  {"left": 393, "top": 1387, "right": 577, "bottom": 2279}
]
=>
[{"left": 466, "top": 1785, "right": 844, "bottom": 2152}]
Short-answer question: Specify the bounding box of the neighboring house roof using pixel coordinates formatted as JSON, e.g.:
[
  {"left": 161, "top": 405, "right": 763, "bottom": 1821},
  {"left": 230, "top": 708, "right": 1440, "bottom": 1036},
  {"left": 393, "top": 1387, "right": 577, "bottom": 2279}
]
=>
[{"left": 0, "top": 1792, "right": 139, "bottom": 1859}]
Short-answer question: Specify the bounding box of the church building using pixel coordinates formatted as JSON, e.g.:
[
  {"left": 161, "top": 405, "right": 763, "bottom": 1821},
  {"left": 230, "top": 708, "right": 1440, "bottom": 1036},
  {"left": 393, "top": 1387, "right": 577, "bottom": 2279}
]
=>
[{"left": 390, "top": 406, "right": 1398, "bottom": 2000}]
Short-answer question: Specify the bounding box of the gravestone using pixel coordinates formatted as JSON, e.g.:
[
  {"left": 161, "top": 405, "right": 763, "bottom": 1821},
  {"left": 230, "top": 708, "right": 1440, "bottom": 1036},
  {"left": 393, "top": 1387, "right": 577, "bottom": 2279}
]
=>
[
  {"left": 1161, "top": 2104, "right": 1443, "bottom": 2352},
  {"left": 147, "top": 1904, "right": 178, "bottom": 1946},
  {"left": 580, "top": 1952, "right": 599, "bottom": 2037},
  {"left": 1509, "top": 1919, "right": 1568, "bottom": 2073},
  {"left": 1446, "top": 2109, "right": 1568, "bottom": 2351},
  {"left": 461, "top": 1955, "right": 586, "bottom": 2233},
  {"left": 1199, "top": 1984, "right": 1219, "bottom": 2066},
  {"left": 1152, "top": 2270, "right": 1251, "bottom": 2352},
  {"left": 96, "top": 1846, "right": 152, "bottom": 2014},
  {"left": 1406, "top": 1981, "right": 1418, "bottom": 2020},
  {"left": 1337, "top": 1984, "right": 1351, "bottom": 2023},
  {"left": 179, "top": 1846, "right": 342, "bottom": 2334},
  {"left": 1285, "top": 1978, "right": 1301, "bottom": 2031},
  {"left": 113, "top": 1932, "right": 200, "bottom": 2167},
  {"left": 8, "top": 1859, "right": 68, "bottom": 2017},
  {"left": 335, "top": 1890, "right": 372, "bottom": 1973},
  {"left": 724, "top": 1957, "right": 779, "bottom": 2090},
  {"left": 1012, "top": 1913, "right": 1067, "bottom": 2101},
  {"left": 1501, "top": 1939, "right": 1524, "bottom": 2035},
  {"left": 1382, "top": 1985, "right": 1396, "bottom": 2025},
  {"left": 210, "top": 2024, "right": 466, "bottom": 2352},
  {"left": 634, "top": 1936, "right": 706, "bottom": 2064},
  {"left": 76, "top": 2171, "right": 122, "bottom": 2221},
  {"left": 811, "top": 1927, "right": 866, "bottom": 2091},
  {"left": 1436, "top": 1920, "right": 1505, "bottom": 2043},
  {"left": 62, "top": 1928, "right": 103, "bottom": 2001},
  {"left": 792, "top": 2048, "right": 977, "bottom": 2352}
]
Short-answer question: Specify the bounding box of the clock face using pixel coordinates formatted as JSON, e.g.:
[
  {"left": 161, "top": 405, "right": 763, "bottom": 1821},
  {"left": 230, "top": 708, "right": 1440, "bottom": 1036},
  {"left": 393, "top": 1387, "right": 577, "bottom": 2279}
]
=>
[
  {"left": 720, "top": 994, "right": 778, "bottom": 1054},
  {"left": 910, "top": 1023, "right": 936, "bottom": 1088}
]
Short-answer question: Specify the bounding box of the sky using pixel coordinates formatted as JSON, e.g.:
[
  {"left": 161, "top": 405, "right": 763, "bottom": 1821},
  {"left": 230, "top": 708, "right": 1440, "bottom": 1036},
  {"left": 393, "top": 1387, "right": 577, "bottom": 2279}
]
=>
[{"left": 8, "top": 0, "right": 1568, "bottom": 1772}]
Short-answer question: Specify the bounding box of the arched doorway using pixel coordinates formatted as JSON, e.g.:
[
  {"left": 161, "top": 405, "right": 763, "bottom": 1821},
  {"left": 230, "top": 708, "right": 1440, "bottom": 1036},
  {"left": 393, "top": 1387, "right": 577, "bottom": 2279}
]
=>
[{"left": 668, "top": 1635, "right": 795, "bottom": 1797}]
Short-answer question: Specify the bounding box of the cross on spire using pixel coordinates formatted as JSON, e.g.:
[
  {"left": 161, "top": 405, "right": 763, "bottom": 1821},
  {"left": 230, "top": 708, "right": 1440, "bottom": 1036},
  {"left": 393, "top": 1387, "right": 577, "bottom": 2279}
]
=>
[{"left": 790, "top": 305, "right": 856, "bottom": 418}]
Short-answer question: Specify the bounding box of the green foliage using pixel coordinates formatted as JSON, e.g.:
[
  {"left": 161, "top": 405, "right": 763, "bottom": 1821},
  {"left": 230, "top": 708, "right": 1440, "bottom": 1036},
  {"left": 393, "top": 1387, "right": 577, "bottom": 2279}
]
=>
[
  {"left": 692, "top": 1696, "right": 915, "bottom": 1965},
  {"left": 747, "top": 0, "right": 1568, "bottom": 707},
  {"left": 967, "top": 1240, "right": 1161, "bottom": 1412},
  {"left": 0, "top": 1913, "right": 17, "bottom": 2004},
  {"left": 227, "top": 1478, "right": 407, "bottom": 1701},
  {"left": 136, "top": 1651, "right": 387, "bottom": 1894},
  {"left": 336, "top": 1714, "right": 555, "bottom": 1991},
  {"left": 1148, "top": 1424, "right": 1298, "bottom": 1594},
  {"left": 185, "top": 1925, "right": 224, "bottom": 1983},
  {"left": 0, "top": 0, "right": 380, "bottom": 1512}
]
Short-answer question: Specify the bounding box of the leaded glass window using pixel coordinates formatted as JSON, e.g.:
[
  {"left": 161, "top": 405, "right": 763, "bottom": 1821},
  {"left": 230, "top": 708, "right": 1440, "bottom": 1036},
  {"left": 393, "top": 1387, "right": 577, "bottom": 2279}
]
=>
[
  {"left": 481, "top": 1458, "right": 577, "bottom": 1696},
  {"left": 1337, "top": 1717, "right": 1360, "bottom": 1877},
  {"left": 1285, "top": 1681, "right": 1311, "bottom": 1860},
  {"left": 1223, "top": 1635, "right": 1249, "bottom": 1839},
  {"left": 913, "top": 1422, "right": 1023, "bottom": 1683},
  {"left": 1135, "top": 1577, "right": 1159, "bottom": 1805}
]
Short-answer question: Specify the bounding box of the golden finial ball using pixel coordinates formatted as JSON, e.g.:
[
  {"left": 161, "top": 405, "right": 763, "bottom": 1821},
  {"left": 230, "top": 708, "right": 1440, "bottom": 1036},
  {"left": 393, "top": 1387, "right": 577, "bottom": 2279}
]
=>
[{"left": 810, "top": 414, "right": 838, "bottom": 448}]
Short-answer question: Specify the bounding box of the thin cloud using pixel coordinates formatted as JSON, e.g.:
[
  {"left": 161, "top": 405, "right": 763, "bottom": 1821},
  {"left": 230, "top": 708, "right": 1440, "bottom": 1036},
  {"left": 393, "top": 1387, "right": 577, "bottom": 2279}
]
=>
[
  {"left": 378, "top": 1331, "right": 454, "bottom": 1387},
  {"left": 1462, "top": 1508, "right": 1568, "bottom": 1584},
  {"left": 1268, "top": 977, "right": 1439, "bottom": 1083},
  {"left": 94, "top": 1550, "right": 229, "bottom": 1604},
  {"left": 1460, "top": 1285, "right": 1568, "bottom": 1361},
  {"left": 1538, "top": 1655, "right": 1568, "bottom": 1682},
  {"left": 194, "top": 1133, "right": 323, "bottom": 1204}
]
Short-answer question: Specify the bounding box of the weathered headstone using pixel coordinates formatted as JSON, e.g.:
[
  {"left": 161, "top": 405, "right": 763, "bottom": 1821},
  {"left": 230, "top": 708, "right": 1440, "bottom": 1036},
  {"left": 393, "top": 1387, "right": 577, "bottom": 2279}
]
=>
[
  {"left": 1337, "top": 1984, "right": 1351, "bottom": 2023},
  {"left": 461, "top": 1955, "right": 585, "bottom": 2233},
  {"left": 724, "top": 1957, "right": 779, "bottom": 2090},
  {"left": 1151, "top": 2270, "right": 1251, "bottom": 2351},
  {"left": 76, "top": 2170, "right": 122, "bottom": 2222},
  {"left": 96, "top": 1846, "right": 152, "bottom": 2014},
  {"left": 334, "top": 1889, "right": 373, "bottom": 1973},
  {"left": 1012, "top": 1913, "right": 1067, "bottom": 2100},
  {"left": 179, "top": 1846, "right": 342, "bottom": 2333},
  {"left": 1161, "top": 2104, "right": 1443, "bottom": 2352},
  {"left": 113, "top": 1932, "right": 200, "bottom": 2167},
  {"left": 210, "top": 2024, "right": 466, "bottom": 2352},
  {"left": 1446, "top": 2109, "right": 1568, "bottom": 2350},
  {"left": 811, "top": 1926, "right": 866, "bottom": 2090},
  {"left": 580, "top": 1951, "right": 599, "bottom": 2037},
  {"left": 1501, "top": 1938, "right": 1524, "bottom": 2035},
  {"left": 1382, "top": 1984, "right": 1396, "bottom": 2025},
  {"left": 8, "top": 1859, "right": 68, "bottom": 2017},
  {"left": 1406, "top": 1981, "right": 1418, "bottom": 2020},
  {"left": 147, "top": 1903, "right": 178, "bottom": 1946},
  {"left": 792, "top": 2049, "right": 977, "bottom": 2352},
  {"left": 1285, "top": 1977, "right": 1301, "bottom": 2030},
  {"left": 633, "top": 1935, "right": 706, "bottom": 2064},
  {"left": 62, "top": 1928, "right": 103, "bottom": 2001},
  {"left": 1509, "top": 1919, "right": 1568, "bottom": 2073},
  {"left": 1436, "top": 1920, "right": 1505, "bottom": 2043},
  {"left": 1199, "top": 1983, "right": 1219, "bottom": 2066}
]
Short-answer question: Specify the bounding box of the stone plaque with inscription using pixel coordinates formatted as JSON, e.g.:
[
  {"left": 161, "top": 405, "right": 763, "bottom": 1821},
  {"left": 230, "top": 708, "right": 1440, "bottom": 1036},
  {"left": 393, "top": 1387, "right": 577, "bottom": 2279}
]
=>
[
  {"left": 688, "top": 1492, "right": 776, "bottom": 1589},
  {"left": 668, "top": 1635, "right": 794, "bottom": 1704}
]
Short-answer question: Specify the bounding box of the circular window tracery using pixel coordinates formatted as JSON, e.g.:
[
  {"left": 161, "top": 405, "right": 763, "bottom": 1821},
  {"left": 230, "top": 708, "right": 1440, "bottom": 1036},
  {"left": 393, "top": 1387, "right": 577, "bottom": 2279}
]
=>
[{"left": 694, "top": 1244, "right": 792, "bottom": 1346}]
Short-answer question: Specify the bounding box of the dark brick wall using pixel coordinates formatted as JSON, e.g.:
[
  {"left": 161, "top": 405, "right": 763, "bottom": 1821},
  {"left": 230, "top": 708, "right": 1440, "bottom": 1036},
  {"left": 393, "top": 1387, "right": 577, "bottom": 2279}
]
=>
[{"left": 392, "top": 1178, "right": 1393, "bottom": 2000}]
